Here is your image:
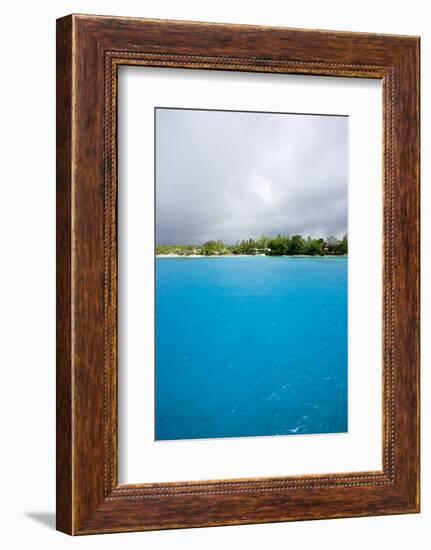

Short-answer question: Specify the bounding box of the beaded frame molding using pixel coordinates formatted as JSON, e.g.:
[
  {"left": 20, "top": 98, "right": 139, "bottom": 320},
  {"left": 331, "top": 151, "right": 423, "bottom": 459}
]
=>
[{"left": 56, "top": 14, "right": 420, "bottom": 535}]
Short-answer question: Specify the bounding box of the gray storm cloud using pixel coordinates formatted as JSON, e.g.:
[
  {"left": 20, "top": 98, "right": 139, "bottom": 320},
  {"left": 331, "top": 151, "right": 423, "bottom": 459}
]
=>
[{"left": 155, "top": 108, "right": 348, "bottom": 245}]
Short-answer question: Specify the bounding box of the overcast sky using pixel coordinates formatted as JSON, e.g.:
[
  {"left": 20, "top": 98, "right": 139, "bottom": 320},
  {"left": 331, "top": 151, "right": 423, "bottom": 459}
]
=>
[{"left": 155, "top": 108, "right": 348, "bottom": 245}]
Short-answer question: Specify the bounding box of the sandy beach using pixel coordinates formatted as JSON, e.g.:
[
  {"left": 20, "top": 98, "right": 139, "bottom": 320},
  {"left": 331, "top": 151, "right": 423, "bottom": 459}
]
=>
[
  {"left": 156, "top": 254, "right": 347, "bottom": 258},
  {"left": 156, "top": 254, "right": 263, "bottom": 258}
]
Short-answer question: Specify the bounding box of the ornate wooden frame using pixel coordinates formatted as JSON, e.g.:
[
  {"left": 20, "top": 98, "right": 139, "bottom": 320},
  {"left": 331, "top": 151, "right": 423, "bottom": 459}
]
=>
[{"left": 56, "top": 14, "right": 420, "bottom": 535}]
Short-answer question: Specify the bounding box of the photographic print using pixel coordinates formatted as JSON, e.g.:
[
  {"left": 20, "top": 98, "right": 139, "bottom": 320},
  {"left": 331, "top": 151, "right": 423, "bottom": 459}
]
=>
[
  {"left": 155, "top": 107, "right": 348, "bottom": 441},
  {"left": 56, "top": 16, "right": 420, "bottom": 533}
]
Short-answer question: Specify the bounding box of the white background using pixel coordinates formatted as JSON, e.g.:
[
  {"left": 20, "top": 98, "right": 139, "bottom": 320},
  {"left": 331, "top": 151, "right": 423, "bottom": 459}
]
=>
[
  {"left": 0, "top": 1, "right": 428, "bottom": 548},
  {"left": 118, "top": 67, "right": 382, "bottom": 483}
]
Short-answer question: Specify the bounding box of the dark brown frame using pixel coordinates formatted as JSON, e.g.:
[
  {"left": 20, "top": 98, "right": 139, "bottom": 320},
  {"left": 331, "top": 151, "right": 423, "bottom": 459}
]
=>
[{"left": 56, "top": 14, "right": 420, "bottom": 535}]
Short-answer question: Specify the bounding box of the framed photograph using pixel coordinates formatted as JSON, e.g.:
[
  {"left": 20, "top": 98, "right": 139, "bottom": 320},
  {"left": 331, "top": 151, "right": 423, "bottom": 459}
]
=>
[{"left": 56, "top": 14, "right": 420, "bottom": 535}]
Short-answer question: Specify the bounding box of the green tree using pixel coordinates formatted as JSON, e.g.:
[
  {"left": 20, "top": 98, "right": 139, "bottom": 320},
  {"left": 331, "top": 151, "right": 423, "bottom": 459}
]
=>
[
  {"left": 268, "top": 234, "right": 290, "bottom": 255},
  {"left": 201, "top": 240, "right": 226, "bottom": 255},
  {"left": 289, "top": 235, "right": 305, "bottom": 255},
  {"left": 255, "top": 234, "right": 269, "bottom": 249},
  {"left": 336, "top": 235, "right": 348, "bottom": 255}
]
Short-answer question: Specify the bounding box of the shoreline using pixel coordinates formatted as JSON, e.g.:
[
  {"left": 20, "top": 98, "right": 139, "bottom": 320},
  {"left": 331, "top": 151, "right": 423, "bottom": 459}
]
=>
[{"left": 156, "top": 254, "right": 348, "bottom": 259}]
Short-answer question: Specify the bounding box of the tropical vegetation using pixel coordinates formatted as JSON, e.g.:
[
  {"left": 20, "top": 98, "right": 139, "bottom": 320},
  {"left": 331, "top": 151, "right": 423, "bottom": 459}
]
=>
[{"left": 156, "top": 234, "right": 348, "bottom": 256}]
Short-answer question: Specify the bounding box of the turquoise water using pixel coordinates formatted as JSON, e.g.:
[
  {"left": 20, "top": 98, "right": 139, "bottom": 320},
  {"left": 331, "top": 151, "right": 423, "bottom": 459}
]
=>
[{"left": 155, "top": 257, "right": 347, "bottom": 440}]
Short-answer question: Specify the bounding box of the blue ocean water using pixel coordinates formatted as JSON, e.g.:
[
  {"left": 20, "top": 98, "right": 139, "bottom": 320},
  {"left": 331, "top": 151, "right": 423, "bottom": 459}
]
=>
[{"left": 155, "top": 257, "right": 347, "bottom": 440}]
